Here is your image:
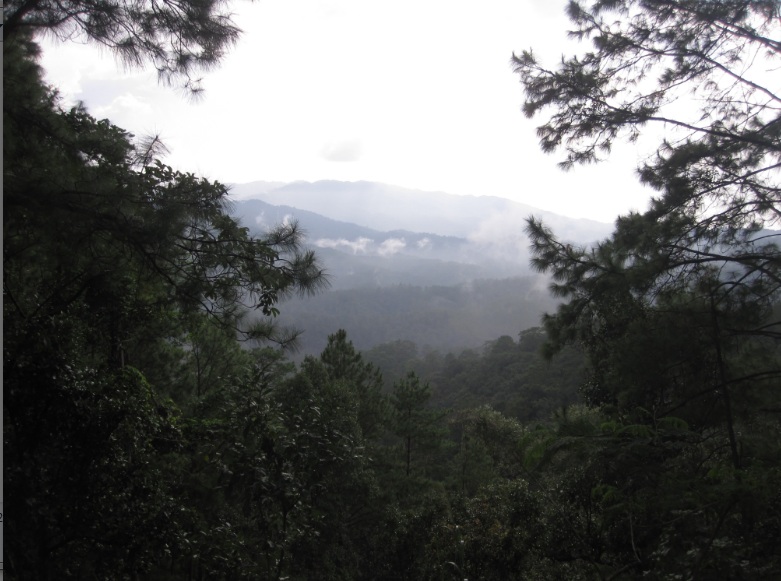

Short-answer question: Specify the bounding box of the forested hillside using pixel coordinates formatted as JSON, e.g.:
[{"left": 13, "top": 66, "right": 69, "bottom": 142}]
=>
[
  {"left": 5, "top": 0, "right": 781, "bottom": 580},
  {"left": 230, "top": 200, "right": 571, "bottom": 357},
  {"left": 271, "top": 277, "right": 559, "bottom": 356},
  {"left": 363, "top": 329, "right": 585, "bottom": 421},
  {"left": 231, "top": 196, "right": 612, "bottom": 287},
  {"left": 233, "top": 198, "right": 516, "bottom": 286}
]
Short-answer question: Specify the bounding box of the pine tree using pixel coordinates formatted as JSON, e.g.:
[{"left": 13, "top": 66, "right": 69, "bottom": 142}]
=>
[
  {"left": 391, "top": 372, "right": 446, "bottom": 478},
  {"left": 3, "top": 29, "right": 327, "bottom": 579},
  {"left": 4, "top": 0, "right": 242, "bottom": 92},
  {"left": 513, "top": 2, "right": 781, "bottom": 576}
]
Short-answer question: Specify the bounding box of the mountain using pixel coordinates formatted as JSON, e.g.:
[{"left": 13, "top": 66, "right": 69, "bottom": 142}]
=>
[
  {"left": 233, "top": 198, "right": 524, "bottom": 288},
  {"left": 231, "top": 180, "right": 613, "bottom": 287},
  {"left": 229, "top": 180, "right": 612, "bottom": 355},
  {"left": 234, "top": 198, "right": 467, "bottom": 260},
  {"left": 269, "top": 277, "right": 560, "bottom": 357},
  {"left": 229, "top": 180, "right": 612, "bottom": 242}
]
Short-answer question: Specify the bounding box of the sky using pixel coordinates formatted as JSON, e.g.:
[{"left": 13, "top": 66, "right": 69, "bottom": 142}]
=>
[{"left": 39, "top": 0, "right": 657, "bottom": 223}]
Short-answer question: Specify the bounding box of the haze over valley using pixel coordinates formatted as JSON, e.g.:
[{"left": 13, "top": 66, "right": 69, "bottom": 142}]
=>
[{"left": 231, "top": 180, "right": 613, "bottom": 355}]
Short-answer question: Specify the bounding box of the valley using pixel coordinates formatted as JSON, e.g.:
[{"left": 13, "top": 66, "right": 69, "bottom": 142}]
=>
[{"left": 231, "top": 180, "right": 611, "bottom": 355}]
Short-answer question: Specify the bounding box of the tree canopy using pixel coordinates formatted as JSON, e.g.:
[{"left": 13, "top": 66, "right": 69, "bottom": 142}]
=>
[
  {"left": 3, "top": 19, "right": 327, "bottom": 579},
  {"left": 515, "top": 0, "right": 780, "bottom": 403},
  {"left": 510, "top": 1, "right": 781, "bottom": 575},
  {"left": 4, "top": 0, "right": 243, "bottom": 91}
]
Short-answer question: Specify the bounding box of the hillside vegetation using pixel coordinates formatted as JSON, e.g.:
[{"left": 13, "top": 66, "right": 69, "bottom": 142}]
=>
[{"left": 272, "top": 277, "right": 558, "bottom": 356}]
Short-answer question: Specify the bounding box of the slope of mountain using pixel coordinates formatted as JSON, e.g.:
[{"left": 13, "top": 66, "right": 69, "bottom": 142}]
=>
[
  {"left": 233, "top": 198, "right": 526, "bottom": 287},
  {"left": 268, "top": 277, "right": 559, "bottom": 357},
  {"left": 229, "top": 180, "right": 610, "bottom": 355},
  {"left": 234, "top": 198, "right": 467, "bottom": 258},
  {"left": 229, "top": 180, "right": 612, "bottom": 243}
]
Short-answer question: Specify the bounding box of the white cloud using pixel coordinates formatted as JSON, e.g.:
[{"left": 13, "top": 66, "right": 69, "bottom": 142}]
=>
[
  {"left": 321, "top": 139, "right": 363, "bottom": 162},
  {"left": 467, "top": 211, "right": 530, "bottom": 265},
  {"left": 93, "top": 93, "right": 156, "bottom": 135},
  {"left": 378, "top": 238, "right": 406, "bottom": 256},
  {"left": 315, "top": 237, "right": 373, "bottom": 254},
  {"left": 40, "top": 40, "right": 116, "bottom": 103},
  {"left": 417, "top": 237, "right": 432, "bottom": 250},
  {"left": 37, "top": 0, "right": 657, "bottom": 223}
]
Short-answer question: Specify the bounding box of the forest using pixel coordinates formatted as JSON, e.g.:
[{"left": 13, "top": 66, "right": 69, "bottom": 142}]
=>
[
  {"left": 4, "top": 0, "right": 781, "bottom": 579},
  {"left": 269, "top": 277, "right": 561, "bottom": 357}
]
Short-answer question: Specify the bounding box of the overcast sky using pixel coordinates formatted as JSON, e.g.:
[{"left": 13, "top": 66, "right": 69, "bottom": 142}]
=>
[{"left": 39, "top": 0, "right": 656, "bottom": 223}]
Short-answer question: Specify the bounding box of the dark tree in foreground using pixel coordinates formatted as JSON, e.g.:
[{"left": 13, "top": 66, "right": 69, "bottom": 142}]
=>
[
  {"left": 3, "top": 0, "right": 243, "bottom": 92},
  {"left": 516, "top": 0, "right": 781, "bottom": 448},
  {"left": 513, "top": 1, "right": 781, "bottom": 577},
  {"left": 515, "top": 0, "right": 780, "bottom": 313},
  {"left": 391, "top": 372, "right": 446, "bottom": 478},
  {"left": 3, "top": 33, "right": 326, "bottom": 579},
  {"left": 320, "top": 329, "right": 388, "bottom": 439}
]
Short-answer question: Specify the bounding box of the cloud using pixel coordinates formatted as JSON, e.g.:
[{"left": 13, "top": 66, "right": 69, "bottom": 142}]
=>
[
  {"left": 416, "top": 237, "right": 432, "bottom": 250},
  {"left": 313, "top": 236, "right": 406, "bottom": 256},
  {"left": 253, "top": 212, "right": 296, "bottom": 232},
  {"left": 321, "top": 139, "right": 363, "bottom": 162},
  {"left": 466, "top": 210, "right": 530, "bottom": 265},
  {"left": 94, "top": 93, "right": 156, "bottom": 130},
  {"left": 378, "top": 238, "right": 406, "bottom": 256},
  {"left": 315, "top": 237, "right": 373, "bottom": 254}
]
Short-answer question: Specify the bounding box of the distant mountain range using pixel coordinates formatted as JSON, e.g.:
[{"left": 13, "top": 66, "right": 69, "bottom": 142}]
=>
[
  {"left": 228, "top": 180, "right": 614, "bottom": 355},
  {"left": 230, "top": 180, "right": 613, "bottom": 288},
  {"left": 230, "top": 180, "right": 611, "bottom": 239}
]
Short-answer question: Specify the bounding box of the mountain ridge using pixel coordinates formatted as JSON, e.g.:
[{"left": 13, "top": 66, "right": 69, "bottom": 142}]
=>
[
  {"left": 228, "top": 179, "right": 612, "bottom": 241},
  {"left": 228, "top": 180, "right": 613, "bottom": 355},
  {"left": 232, "top": 198, "right": 513, "bottom": 288},
  {"left": 230, "top": 180, "right": 614, "bottom": 289}
]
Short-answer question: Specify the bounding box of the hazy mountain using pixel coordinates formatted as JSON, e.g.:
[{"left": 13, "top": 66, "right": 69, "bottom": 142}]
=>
[
  {"left": 229, "top": 180, "right": 612, "bottom": 242},
  {"left": 229, "top": 180, "right": 289, "bottom": 197},
  {"left": 234, "top": 198, "right": 467, "bottom": 259},
  {"left": 267, "top": 277, "right": 560, "bottom": 357},
  {"left": 233, "top": 198, "right": 526, "bottom": 287},
  {"left": 229, "top": 180, "right": 612, "bottom": 355},
  {"left": 231, "top": 180, "right": 613, "bottom": 287}
]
